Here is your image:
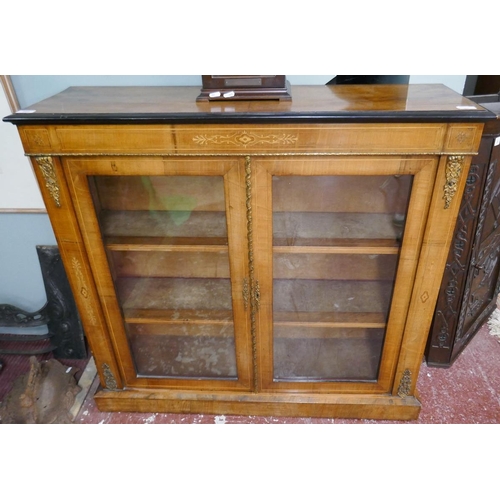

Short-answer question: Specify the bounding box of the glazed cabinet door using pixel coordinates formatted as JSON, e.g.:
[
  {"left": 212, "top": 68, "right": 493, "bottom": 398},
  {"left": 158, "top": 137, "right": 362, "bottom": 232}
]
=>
[
  {"left": 252, "top": 156, "right": 439, "bottom": 394},
  {"left": 64, "top": 157, "right": 253, "bottom": 391}
]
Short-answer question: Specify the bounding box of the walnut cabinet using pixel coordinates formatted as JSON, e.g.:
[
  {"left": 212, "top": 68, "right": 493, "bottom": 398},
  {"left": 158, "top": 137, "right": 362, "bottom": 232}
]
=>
[{"left": 4, "top": 84, "right": 492, "bottom": 420}]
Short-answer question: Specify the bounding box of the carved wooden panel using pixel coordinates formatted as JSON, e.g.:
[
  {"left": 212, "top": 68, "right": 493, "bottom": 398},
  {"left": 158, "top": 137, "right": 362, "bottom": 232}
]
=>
[
  {"left": 460, "top": 154, "right": 500, "bottom": 338},
  {"left": 427, "top": 161, "right": 486, "bottom": 361},
  {"left": 427, "top": 130, "right": 500, "bottom": 366}
]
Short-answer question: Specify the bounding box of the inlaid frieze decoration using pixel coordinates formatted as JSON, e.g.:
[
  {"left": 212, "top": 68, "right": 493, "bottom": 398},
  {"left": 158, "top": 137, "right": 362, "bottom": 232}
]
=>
[
  {"left": 71, "top": 257, "right": 97, "bottom": 326},
  {"left": 193, "top": 131, "right": 298, "bottom": 148}
]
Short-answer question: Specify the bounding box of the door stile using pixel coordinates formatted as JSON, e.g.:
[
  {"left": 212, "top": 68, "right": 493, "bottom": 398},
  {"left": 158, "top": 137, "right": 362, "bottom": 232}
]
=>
[
  {"left": 250, "top": 158, "right": 275, "bottom": 391},
  {"left": 224, "top": 158, "right": 253, "bottom": 390}
]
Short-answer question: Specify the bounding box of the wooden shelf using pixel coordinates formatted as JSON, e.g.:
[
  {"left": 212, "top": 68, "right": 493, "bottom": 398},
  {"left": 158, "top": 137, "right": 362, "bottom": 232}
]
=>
[
  {"left": 273, "top": 212, "right": 404, "bottom": 247},
  {"left": 116, "top": 277, "right": 233, "bottom": 312},
  {"left": 99, "top": 210, "right": 228, "bottom": 241},
  {"left": 274, "top": 246, "right": 400, "bottom": 254},
  {"left": 106, "top": 241, "right": 229, "bottom": 252},
  {"left": 274, "top": 279, "right": 394, "bottom": 315},
  {"left": 105, "top": 236, "right": 229, "bottom": 247},
  {"left": 109, "top": 249, "right": 230, "bottom": 279},
  {"left": 124, "top": 308, "right": 234, "bottom": 326},
  {"left": 273, "top": 253, "right": 398, "bottom": 281},
  {"left": 273, "top": 311, "right": 387, "bottom": 329}
]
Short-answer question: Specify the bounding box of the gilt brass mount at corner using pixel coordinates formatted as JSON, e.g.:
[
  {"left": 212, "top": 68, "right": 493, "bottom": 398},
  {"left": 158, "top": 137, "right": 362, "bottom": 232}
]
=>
[
  {"left": 35, "top": 156, "right": 61, "bottom": 208},
  {"left": 102, "top": 363, "right": 118, "bottom": 390},
  {"left": 397, "top": 369, "right": 412, "bottom": 398},
  {"left": 444, "top": 155, "right": 465, "bottom": 209}
]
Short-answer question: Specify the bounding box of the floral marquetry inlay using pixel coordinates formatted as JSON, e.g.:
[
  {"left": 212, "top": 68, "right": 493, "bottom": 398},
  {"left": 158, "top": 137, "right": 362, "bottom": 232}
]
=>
[
  {"left": 192, "top": 131, "right": 299, "bottom": 148},
  {"left": 71, "top": 257, "right": 97, "bottom": 326}
]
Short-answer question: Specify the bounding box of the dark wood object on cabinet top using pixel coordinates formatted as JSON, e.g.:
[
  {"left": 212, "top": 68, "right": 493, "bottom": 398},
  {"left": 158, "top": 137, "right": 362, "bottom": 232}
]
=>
[
  {"left": 427, "top": 100, "right": 500, "bottom": 367},
  {"left": 196, "top": 75, "right": 292, "bottom": 101},
  {"left": 3, "top": 85, "right": 495, "bottom": 420}
]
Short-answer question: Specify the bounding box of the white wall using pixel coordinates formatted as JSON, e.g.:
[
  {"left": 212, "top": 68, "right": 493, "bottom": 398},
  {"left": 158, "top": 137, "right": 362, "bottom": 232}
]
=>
[
  {"left": 0, "top": 85, "right": 44, "bottom": 210},
  {"left": 0, "top": 213, "right": 56, "bottom": 311},
  {"left": 409, "top": 75, "right": 466, "bottom": 94}
]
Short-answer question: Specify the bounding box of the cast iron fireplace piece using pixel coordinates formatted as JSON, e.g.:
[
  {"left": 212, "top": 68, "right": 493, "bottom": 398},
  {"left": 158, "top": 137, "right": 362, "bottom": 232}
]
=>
[{"left": 0, "top": 246, "right": 87, "bottom": 359}]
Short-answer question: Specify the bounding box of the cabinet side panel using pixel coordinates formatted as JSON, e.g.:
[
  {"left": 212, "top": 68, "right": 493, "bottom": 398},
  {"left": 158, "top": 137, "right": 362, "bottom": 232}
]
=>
[
  {"left": 29, "top": 155, "right": 123, "bottom": 389},
  {"left": 394, "top": 154, "right": 473, "bottom": 395}
]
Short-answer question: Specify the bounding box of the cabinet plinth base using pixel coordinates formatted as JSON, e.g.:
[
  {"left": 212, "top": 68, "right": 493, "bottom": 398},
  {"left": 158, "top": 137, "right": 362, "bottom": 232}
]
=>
[{"left": 94, "top": 387, "right": 421, "bottom": 421}]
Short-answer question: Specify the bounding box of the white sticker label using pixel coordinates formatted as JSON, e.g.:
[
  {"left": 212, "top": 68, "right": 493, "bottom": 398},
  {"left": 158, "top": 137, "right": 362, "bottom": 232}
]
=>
[
  {"left": 209, "top": 91, "right": 221, "bottom": 98},
  {"left": 456, "top": 105, "right": 478, "bottom": 110},
  {"left": 495, "top": 137, "right": 500, "bottom": 147},
  {"left": 223, "top": 91, "right": 235, "bottom": 98},
  {"left": 17, "top": 109, "right": 36, "bottom": 113}
]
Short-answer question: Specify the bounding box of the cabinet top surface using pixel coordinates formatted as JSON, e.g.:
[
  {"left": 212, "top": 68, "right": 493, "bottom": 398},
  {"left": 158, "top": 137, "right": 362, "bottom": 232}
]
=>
[{"left": 3, "top": 84, "right": 494, "bottom": 125}]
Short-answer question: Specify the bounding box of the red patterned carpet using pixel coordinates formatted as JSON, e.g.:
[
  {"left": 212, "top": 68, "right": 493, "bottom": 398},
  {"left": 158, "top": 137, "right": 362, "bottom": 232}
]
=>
[
  {"left": 1, "top": 312, "right": 499, "bottom": 424},
  {"left": 73, "top": 320, "right": 500, "bottom": 424}
]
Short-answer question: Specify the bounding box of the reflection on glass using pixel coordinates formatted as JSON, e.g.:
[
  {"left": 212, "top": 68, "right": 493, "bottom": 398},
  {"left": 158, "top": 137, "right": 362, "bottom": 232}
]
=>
[
  {"left": 91, "top": 175, "right": 237, "bottom": 379},
  {"left": 272, "top": 175, "right": 412, "bottom": 382}
]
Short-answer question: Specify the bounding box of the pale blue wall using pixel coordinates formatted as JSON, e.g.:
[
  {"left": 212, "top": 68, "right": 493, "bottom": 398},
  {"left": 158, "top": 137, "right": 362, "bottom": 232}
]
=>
[
  {"left": 0, "top": 213, "right": 56, "bottom": 311},
  {"left": 11, "top": 75, "right": 203, "bottom": 108}
]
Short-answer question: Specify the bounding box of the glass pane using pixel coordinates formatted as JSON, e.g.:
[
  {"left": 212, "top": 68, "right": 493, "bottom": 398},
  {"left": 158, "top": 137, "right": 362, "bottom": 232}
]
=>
[
  {"left": 96, "top": 176, "right": 228, "bottom": 245},
  {"left": 272, "top": 175, "right": 412, "bottom": 246},
  {"left": 127, "top": 323, "right": 237, "bottom": 378},
  {"left": 274, "top": 328, "right": 385, "bottom": 381},
  {"left": 91, "top": 175, "right": 237, "bottom": 379},
  {"left": 272, "top": 175, "right": 412, "bottom": 382}
]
